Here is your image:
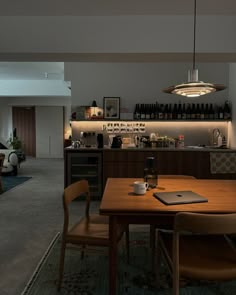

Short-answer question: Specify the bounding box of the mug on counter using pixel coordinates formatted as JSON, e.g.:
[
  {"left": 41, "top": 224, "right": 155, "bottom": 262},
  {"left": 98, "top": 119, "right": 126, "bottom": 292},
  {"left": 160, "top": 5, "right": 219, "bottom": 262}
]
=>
[{"left": 133, "top": 181, "right": 149, "bottom": 195}]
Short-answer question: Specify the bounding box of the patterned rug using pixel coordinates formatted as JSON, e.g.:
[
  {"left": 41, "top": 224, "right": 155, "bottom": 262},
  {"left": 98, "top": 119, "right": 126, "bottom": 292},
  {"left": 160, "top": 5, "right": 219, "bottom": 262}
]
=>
[
  {"left": 1, "top": 176, "right": 31, "bottom": 194},
  {"left": 21, "top": 231, "right": 236, "bottom": 295}
]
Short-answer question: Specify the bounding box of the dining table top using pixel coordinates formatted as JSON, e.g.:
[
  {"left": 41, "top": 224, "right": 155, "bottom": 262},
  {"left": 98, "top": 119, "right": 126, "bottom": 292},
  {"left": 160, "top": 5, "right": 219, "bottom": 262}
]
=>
[{"left": 100, "top": 177, "right": 236, "bottom": 215}]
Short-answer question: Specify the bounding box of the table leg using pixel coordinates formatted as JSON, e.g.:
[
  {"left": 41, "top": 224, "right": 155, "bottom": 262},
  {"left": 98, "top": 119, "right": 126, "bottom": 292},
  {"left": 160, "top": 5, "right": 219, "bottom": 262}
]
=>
[{"left": 109, "top": 215, "right": 117, "bottom": 295}]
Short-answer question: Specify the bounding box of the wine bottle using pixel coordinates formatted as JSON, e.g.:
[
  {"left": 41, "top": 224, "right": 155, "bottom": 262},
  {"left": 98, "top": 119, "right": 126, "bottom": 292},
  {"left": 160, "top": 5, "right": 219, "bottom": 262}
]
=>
[
  {"left": 204, "top": 103, "right": 209, "bottom": 119},
  {"left": 200, "top": 104, "right": 205, "bottom": 120},
  {"left": 182, "top": 103, "right": 186, "bottom": 120},
  {"left": 223, "top": 100, "right": 231, "bottom": 120},
  {"left": 209, "top": 103, "right": 214, "bottom": 119},
  {"left": 218, "top": 105, "right": 224, "bottom": 119},
  {"left": 191, "top": 104, "right": 196, "bottom": 119},
  {"left": 168, "top": 104, "right": 173, "bottom": 120},
  {"left": 186, "top": 103, "right": 191, "bottom": 120},
  {"left": 145, "top": 104, "right": 150, "bottom": 120},
  {"left": 177, "top": 103, "right": 182, "bottom": 120}
]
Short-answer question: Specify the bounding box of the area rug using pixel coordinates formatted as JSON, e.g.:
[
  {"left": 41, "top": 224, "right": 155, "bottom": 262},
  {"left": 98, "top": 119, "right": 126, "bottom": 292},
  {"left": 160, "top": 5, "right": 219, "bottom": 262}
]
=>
[
  {"left": 1, "top": 176, "right": 31, "bottom": 194},
  {"left": 21, "top": 231, "right": 236, "bottom": 295}
]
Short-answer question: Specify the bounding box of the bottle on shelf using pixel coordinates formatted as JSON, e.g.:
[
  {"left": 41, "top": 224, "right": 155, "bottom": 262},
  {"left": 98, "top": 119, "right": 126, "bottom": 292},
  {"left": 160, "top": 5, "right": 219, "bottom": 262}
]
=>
[
  {"left": 182, "top": 103, "right": 186, "bottom": 120},
  {"left": 204, "top": 103, "right": 209, "bottom": 119},
  {"left": 133, "top": 104, "right": 139, "bottom": 120},
  {"left": 214, "top": 104, "right": 219, "bottom": 120},
  {"left": 145, "top": 104, "right": 150, "bottom": 120},
  {"left": 209, "top": 104, "right": 214, "bottom": 119},
  {"left": 200, "top": 103, "right": 205, "bottom": 120},
  {"left": 218, "top": 105, "right": 224, "bottom": 119},
  {"left": 172, "top": 103, "right": 178, "bottom": 119},
  {"left": 177, "top": 103, "right": 182, "bottom": 120},
  {"left": 168, "top": 103, "right": 172, "bottom": 120},
  {"left": 195, "top": 103, "right": 201, "bottom": 119},
  {"left": 186, "top": 103, "right": 191, "bottom": 119},
  {"left": 163, "top": 104, "right": 169, "bottom": 120},
  {"left": 223, "top": 100, "right": 231, "bottom": 120},
  {"left": 158, "top": 104, "right": 164, "bottom": 120},
  {"left": 191, "top": 104, "right": 196, "bottom": 119},
  {"left": 140, "top": 104, "right": 145, "bottom": 120}
]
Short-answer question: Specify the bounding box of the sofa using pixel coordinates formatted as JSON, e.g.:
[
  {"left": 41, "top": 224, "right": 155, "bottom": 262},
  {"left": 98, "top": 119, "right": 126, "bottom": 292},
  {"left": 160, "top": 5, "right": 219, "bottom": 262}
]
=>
[{"left": 0, "top": 149, "right": 21, "bottom": 175}]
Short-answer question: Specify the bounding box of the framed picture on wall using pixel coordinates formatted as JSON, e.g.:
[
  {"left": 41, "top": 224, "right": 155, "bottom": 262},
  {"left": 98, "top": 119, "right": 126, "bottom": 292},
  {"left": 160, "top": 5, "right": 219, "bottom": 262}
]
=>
[{"left": 103, "top": 97, "right": 120, "bottom": 119}]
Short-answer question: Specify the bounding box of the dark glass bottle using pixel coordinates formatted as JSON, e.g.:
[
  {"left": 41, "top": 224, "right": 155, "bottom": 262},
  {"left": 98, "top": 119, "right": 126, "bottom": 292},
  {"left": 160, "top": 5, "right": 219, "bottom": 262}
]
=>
[
  {"left": 144, "top": 157, "right": 158, "bottom": 188},
  {"left": 182, "top": 103, "right": 186, "bottom": 120},
  {"left": 191, "top": 104, "right": 196, "bottom": 119},
  {"left": 186, "top": 103, "right": 191, "bottom": 119},
  {"left": 223, "top": 100, "right": 231, "bottom": 120},
  {"left": 168, "top": 104, "right": 172, "bottom": 120},
  {"left": 172, "top": 103, "right": 178, "bottom": 119},
  {"left": 218, "top": 105, "right": 224, "bottom": 119},
  {"left": 145, "top": 104, "right": 150, "bottom": 120},
  {"left": 140, "top": 104, "right": 145, "bottom": 119},
  {"left": 177, "top": 103, "right": 182, "bottom": 120},
  {"left": 214, "top": 104, "right": 219, "bottom": 120},
  {"left": 163, "top": 104, "right": 169, "bottom": 120},
  {"left": 209, "top": 104, "right": 214, "bottom": 119},
  {"left": 196, "top": 103, "right": 201, "bottom": 119},
  {"left": 204, "top": 103, "right": 209, "bottom": 119},
  {"left": 200, "top": 103, "right": 205, "bottom": 120}
]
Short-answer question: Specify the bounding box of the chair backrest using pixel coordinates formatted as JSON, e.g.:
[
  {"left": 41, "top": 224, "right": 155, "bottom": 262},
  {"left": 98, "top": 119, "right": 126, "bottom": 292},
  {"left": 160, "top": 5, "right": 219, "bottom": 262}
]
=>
[
  {"left": 0, "top": 153, "right": 5, "bottom": 166},
  {"left": 63, "top": 180, "right": 91, "bottom": 234},
  {"left": 174, "top": 212, "right": 236, "bottom": 235}
]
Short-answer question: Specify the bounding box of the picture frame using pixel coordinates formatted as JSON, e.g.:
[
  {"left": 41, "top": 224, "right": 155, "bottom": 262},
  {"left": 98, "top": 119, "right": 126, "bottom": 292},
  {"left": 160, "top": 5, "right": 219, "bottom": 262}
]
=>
[{"left": 103, "top": 97, "right": 120, "bottom": 119}]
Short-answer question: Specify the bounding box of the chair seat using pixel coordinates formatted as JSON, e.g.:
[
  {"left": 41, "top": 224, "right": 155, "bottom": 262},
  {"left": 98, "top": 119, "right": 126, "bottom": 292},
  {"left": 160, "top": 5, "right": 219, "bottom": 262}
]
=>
[
  {"left": 161, "top": 233, "right": 236, "bottom": 280},
  {"left": 88, "top": 213, "right": 109, "bottom": 224},
  {"left": 67, "top": 213, "right": 125, "bottom": 246},
  {"left": 67, "top": 218, "right": 109, "bottom": 246}
]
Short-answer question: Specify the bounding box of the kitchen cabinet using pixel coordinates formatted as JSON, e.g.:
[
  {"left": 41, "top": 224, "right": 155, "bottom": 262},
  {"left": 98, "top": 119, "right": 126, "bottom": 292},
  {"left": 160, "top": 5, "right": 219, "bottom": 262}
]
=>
[
  {"left": 65, "top": 148, "right": 236, "bottom": 199},
  {"left": 65, "top": 150, "right": 102, "bottom": 199}
]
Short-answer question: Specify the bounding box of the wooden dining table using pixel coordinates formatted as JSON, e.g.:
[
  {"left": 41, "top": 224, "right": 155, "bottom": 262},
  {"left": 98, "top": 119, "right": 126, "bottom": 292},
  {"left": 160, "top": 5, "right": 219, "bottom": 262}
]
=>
[{"left": 99, "top": 177, "right": 236, "bottom": 295}]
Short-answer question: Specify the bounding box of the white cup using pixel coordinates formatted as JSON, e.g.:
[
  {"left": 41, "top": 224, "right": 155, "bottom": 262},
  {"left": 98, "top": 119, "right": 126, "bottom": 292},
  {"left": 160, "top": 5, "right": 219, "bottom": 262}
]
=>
[{"left": 133, "top": 181, "right": 149, "bottom": 195}]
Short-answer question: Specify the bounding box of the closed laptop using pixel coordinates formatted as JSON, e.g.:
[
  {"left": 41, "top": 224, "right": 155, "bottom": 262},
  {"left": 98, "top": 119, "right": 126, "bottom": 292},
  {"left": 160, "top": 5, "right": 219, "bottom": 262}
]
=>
[{"left": 153, "top": 190, "right": 208, "bottom": 205}]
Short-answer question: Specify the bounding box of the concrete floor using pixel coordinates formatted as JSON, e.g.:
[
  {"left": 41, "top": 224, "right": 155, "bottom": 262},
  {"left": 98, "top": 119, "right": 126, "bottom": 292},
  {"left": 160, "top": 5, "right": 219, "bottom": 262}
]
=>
[{"left": 0, "top": 157, "right": 100, "bottom": 295}]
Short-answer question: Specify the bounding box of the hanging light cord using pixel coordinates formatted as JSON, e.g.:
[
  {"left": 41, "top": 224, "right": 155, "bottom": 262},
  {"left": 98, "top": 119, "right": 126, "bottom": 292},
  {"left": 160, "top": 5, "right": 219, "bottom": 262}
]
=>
[{"left": 193, "top": 0, "right": 197, "bottom": 70}]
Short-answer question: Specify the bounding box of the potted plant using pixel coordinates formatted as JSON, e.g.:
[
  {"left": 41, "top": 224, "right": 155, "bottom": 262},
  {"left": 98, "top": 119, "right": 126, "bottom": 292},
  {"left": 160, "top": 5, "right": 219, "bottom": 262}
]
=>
[{"left": 7, "top": 135, "right": 22, "bottom": 150}]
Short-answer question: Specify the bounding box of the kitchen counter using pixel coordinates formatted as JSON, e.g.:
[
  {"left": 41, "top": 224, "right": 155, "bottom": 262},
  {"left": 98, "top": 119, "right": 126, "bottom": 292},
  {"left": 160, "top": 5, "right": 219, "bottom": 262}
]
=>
[{"left": 65, "top": 146, "right": 235, "bottom": 152}]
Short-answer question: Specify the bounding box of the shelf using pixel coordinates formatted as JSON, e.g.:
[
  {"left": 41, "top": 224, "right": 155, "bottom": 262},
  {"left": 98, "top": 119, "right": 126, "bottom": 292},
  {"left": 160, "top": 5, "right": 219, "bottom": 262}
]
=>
[{"left": 71, "top": 119, "right": 231, "bottom": 122}]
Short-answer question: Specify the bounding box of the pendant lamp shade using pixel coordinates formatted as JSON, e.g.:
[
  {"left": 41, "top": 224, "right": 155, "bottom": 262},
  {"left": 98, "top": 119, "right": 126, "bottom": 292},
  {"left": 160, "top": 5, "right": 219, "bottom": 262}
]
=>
[{"left": 163, "top": 0, "right": 226, "bottom": 97}]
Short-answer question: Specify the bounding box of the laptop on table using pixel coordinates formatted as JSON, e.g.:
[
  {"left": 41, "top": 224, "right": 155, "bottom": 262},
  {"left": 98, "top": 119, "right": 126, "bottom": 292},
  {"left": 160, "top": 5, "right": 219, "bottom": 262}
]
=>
[{"left": 153, "top": 190, "right": 208, "bottom": 205}]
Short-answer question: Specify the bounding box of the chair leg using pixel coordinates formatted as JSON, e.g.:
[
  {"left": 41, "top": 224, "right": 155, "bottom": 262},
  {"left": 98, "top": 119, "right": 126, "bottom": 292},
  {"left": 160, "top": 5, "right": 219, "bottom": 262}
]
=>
[
  {"left": 155, "top": 230, "right": 162, "bottom": 287},
  {"left": 150, "top": 225, "right": 156, "bottom": 271},
  {"left": 125, "top": 225, "right": 130, "bottom": 264},
  {"left": 58, "top": 239, "right": 66, "bottom": 291},
  {"left": 81, "top": 245, "right": 85, "bottom": 259},
  {"left": 150, "top": 224, "right": 156, "bottom": 249}
]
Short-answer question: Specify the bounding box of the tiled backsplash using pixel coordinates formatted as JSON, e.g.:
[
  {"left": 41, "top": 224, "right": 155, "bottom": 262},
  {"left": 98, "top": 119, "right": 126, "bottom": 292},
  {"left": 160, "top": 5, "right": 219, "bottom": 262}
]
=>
[{"left": 71, "top": 121, "right": 229, "bottom": 147}]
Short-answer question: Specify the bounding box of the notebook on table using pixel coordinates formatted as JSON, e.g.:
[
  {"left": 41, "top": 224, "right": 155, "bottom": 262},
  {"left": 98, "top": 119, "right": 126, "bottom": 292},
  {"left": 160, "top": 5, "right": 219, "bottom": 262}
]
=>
[{"left": 153, "top": 190, "right": 208, "bottom": 205}]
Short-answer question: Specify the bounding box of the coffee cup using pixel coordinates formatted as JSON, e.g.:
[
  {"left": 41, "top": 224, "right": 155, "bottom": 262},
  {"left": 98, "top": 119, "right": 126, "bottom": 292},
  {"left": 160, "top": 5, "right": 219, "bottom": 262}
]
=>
[{"left": 133, "top": 181, "right": 149, "bottom": 195}]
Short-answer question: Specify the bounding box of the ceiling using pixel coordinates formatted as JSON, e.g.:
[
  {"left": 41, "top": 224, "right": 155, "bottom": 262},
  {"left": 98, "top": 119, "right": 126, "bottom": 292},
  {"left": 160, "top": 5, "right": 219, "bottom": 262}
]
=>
[
  {"left": 0, "top": 0, "right": 236, "bottom": 16},
  {"left": 1, "top": 0, "right": 235, "bottom": 81}
]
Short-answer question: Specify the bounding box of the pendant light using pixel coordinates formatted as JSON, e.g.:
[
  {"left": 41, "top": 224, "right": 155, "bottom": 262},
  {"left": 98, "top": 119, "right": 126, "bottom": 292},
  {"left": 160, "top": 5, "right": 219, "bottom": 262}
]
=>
[{"left": 163, "top": 0, "right": 226, "bottom": 97}]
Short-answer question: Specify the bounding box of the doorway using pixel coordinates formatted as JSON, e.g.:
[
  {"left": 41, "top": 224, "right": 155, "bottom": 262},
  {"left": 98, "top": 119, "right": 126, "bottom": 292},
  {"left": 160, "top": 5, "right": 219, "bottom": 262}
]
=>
[{"left": 12, "top": 106, "right": 36, "bottom": 157}]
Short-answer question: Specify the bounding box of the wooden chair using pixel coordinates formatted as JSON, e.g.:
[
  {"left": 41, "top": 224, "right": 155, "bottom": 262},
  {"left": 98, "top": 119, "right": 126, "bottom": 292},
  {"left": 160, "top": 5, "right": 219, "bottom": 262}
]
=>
[
  {"left": 0, "top": 153, "right": 5, "bottom": 193},
  {"left": 58, "top": 179, "right": 129, "bottom": 291},
  {"left": 156, "top": 212, "right": 236, "bottom": 295},
  {"left": 150, "top": 175, "right": 196, "bottom": 253}
]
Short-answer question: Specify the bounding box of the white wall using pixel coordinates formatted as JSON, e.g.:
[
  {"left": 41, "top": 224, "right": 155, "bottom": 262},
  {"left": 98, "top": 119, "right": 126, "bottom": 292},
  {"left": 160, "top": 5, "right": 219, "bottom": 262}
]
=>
[
  {"left": 66, "top": 62, "right": 229, "bottom": 110},
  {"left": 35, "top": 106, "right": 64, "bottom": 158},
  {"left": 0, "top": 16, "right": 236, "bottom": 54},
  {"left": 0, "top": 96, "right": 71, "bottom": 148},
  {"left": 0, "top": 80, "right": 70, "bottom": 96}
]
